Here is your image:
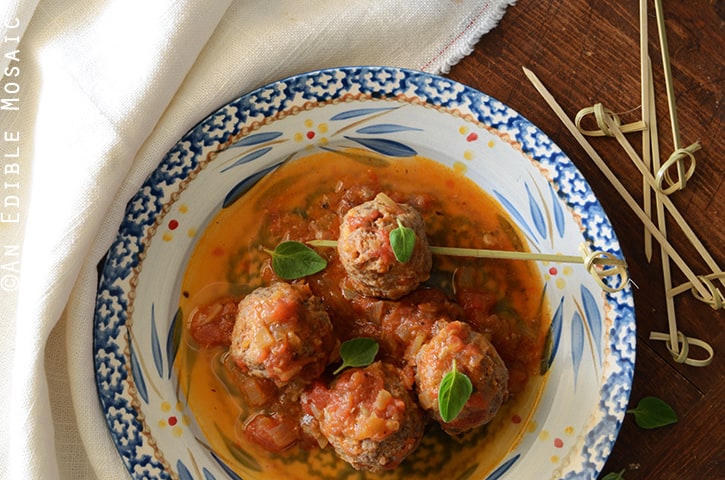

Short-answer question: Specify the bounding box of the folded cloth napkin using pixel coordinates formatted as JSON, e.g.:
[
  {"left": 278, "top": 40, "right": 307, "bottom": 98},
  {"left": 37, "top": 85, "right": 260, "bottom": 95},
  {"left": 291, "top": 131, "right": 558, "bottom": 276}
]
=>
[{"left": 0, "top": 0, "right": 515, "bottom": 478}]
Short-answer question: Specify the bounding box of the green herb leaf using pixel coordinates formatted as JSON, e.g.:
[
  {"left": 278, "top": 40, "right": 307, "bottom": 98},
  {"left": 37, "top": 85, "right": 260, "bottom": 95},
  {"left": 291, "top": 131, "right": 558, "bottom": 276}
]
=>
[
  {"left": 600, "top": 469, "right": 626, "bottom": 480},
  {"left": 438, "top": 359, "right": 473, "bottom": 423},
  {"left": 333, "top": 338, "right": 379, "bottom": 374},
  {"left": 266, "top": 241, "right": 327, "bottom": 280},
  {"left": 627, "top": 396, "right": 678, "bottom": 429},
  {"left": 389, "top": 218, "right": 415, "bottom": 263}
]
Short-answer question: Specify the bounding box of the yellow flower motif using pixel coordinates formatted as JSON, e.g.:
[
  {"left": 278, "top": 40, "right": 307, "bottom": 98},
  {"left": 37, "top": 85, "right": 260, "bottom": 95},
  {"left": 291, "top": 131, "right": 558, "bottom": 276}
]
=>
[
  {"left": 458, "top": 124, "right": 481, "bottom": 161},
  {"left": 157, "top": 401, "right": 191, "bottom": 438},
  {"left": 543, "top": 262, "right": 574, "bottom": 289},
  {"left": 294, "top": 119, "right": 329, "bottom": 148}
]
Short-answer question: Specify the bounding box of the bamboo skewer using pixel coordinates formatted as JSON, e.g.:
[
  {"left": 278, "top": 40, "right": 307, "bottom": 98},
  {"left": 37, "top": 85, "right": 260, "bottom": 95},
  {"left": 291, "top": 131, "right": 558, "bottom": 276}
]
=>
[
  {"left": 652, "top": 0, "right": 700, "bottom": 194},
  {"left": 524, "top": 69, "right": 694, "bottom": 289},
  {"left": 645, "top": 56, "right": 682, "bottom": 362},
  {"left": 640, "top": 58, "right": 713, "bottom": 366},
  {"left": 640, "top": 0, "right": 653, "bottom": 262},
  {"left": 574, "top": 106, "right": 645, "bottom": 137},
  {"left": 640, "top": 0, "right": 693, "bottom": 363},
  {"left": 654, "top": 0, "right": 681, "bottom": 153},
  {"left": 523, "top": 68, "right": 720, "bottom": 301},
  {"left": 669, "top": 272, "right": 725, "bottom": 300},
  {"left": 307, "top": 239, "right": 628, "bottom": 293},
  {"left": 523, "top": 3, "right": 717, "bottom": 367},
  {"left": 638, "top": 0, "right": 686, "bottom": 361},
  {"left": 523, "top": 67, "right": 717, "bottom": 366},
  {"left": 601, "top": 114, "right": 724, "bottom": 293},
  {"left": 430, "top": 246, "right": 584, "bottom": 264}
]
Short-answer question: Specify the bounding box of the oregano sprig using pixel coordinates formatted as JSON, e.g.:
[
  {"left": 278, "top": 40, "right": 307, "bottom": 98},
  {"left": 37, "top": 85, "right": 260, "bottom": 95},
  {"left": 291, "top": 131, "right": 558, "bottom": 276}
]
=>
[
  {"left": 264, "top": 241, "right": 327, "bottom": 280},
  {"left": 333, "top": 338, "right": 379, "bottom": 374},
  {"left": 438, "top": 359, "right": 473, "bottom": 423},
  {"left": 389, "top": 218, "right": 415, "bottom": 263}
]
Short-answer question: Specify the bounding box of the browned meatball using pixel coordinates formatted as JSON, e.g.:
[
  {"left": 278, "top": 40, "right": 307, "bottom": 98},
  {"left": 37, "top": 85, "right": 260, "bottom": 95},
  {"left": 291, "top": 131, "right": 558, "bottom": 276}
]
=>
[
  {"left": 415, "top": 320, "right": 509, "bottom": 435},
  {"left": 362, "top": 288, "right": 465, "bottom": 367},
  {"left": 300, "top": 361, "right": 426, "bottom": 473},
  {"left": 229, "top": 282, "right": 336, "bottom": 387},
  {"left": 338, "top": 192, "right": 432, "bottom": 300}
]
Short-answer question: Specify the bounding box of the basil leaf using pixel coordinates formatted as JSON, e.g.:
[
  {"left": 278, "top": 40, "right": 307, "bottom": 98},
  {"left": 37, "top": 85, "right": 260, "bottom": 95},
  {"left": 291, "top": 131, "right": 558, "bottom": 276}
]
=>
[
  {"left": 438, "top": 360, "right": 473, "bottom": 423},
  {"left": 333, "top": 338, "right": 379, "bottom": 374},
  {"left": 627, "top": 396, "right": 678, "bottom": 429},
  {"left": 389, "top": 218, "right": 415, "bottom": 263},
  {"left": 267, "top": 241, "right": 327, "bottom": 280}
]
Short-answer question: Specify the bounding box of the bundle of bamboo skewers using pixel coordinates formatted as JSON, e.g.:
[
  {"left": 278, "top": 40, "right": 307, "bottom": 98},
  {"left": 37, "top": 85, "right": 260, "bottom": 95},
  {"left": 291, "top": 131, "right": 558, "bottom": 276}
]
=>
[{"left": 523, "top": 0, "right": 721, "bottom": 367}]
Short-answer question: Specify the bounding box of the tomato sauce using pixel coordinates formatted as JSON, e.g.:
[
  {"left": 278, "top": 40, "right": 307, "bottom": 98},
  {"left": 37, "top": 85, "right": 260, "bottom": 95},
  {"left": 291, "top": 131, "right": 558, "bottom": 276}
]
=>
[{"left": 176, "top": 150, "right": 549, "bottom": 479}]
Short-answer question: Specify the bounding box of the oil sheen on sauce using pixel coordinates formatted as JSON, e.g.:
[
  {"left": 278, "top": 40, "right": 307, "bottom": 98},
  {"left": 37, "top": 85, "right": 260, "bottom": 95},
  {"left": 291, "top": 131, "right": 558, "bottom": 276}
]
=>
[{"left": 175, "top": 150, "right": 549, "bottom": 479}]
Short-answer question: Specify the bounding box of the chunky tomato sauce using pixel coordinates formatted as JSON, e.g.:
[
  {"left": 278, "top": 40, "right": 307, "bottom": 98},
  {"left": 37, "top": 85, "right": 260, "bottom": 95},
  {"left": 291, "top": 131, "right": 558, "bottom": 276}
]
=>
[{"left": 176, "top": 150, "right": 549, "bottom": 478}]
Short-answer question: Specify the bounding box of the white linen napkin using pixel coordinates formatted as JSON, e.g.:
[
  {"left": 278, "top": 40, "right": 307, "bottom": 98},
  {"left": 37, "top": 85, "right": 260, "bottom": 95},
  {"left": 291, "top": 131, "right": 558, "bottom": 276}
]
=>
[{"left": 0, "top": 0, "right": 516, "bottom": 478}]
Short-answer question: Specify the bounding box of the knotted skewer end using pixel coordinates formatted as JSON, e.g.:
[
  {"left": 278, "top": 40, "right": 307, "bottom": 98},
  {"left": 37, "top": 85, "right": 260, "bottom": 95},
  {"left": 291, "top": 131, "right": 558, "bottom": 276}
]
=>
[{"left": 578, "top": 243, "right": 629, "bottom": 293}]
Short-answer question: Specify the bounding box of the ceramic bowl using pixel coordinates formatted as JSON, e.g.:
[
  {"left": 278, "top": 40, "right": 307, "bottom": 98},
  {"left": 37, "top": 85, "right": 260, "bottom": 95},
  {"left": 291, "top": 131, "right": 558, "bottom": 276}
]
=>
[{"left": 94, "top": 66, "right": 635, "bottom": 480}]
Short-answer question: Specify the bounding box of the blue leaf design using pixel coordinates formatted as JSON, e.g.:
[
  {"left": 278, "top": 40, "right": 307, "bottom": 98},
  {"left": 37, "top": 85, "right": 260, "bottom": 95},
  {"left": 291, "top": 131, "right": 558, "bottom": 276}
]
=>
[
  {"left": 220, "top": 147, "right": 273, "bottom": 173},
  {"left": 227, "top": 131, "right": 282, "bottom": 149},
  {"left": 485, "top": 454, "right": 520, "bottom": 480},
  {"left": 166, "top": 307, "right": 183, "bottom": 379},
  {"left": 356, "top": 123, "right": 423, "bottom": 134},
  {"left": 549, "top": 182, "right": 566, "bottom": 238},
  {"left": 222, "top": 164, "right": 277, "bottom": 208},
  {"left": 493, "top": 190, "right": 537, "bottom": 241},
  {"left": 571, "top": 311, "right": 585, "bottom": 386},
  {"left": 343, "top": 136, "right": 417, "bottom": 157},
  {"left": 546, "top": 296, "right": 565, "bottom": 370},
  {"left": 150, "top": 304, "right": 163, "bottom": 378},
  {"left": 176, "top": 459, "right": 194, "bottom": 480},
  {"left": 330, "top": 107, "right": 396, "bottom": 120},
  {"left": 129, "top": 338, "right": 149, "bottom": 404},
  {"left": 210, "top": 452, "right": 246, "bottom": 480},
  {"left": 581, "top": 285, "right": 603, "bottom": 365},
  {"left": 526, "top": 183, "right": 547, "bottom": 239},
  {"left": 202, "top": 468, "right": 217, "bottom": 480}
]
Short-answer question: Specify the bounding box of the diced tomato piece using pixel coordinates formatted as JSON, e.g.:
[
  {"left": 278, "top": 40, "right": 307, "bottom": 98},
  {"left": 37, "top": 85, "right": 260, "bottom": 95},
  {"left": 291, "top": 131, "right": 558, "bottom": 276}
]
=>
[
  {"left": 189, "top": 298, "right": 238, "bottom": 347},
  {"left": 244, "top": 411, "right": 301, "bottom": 453}
]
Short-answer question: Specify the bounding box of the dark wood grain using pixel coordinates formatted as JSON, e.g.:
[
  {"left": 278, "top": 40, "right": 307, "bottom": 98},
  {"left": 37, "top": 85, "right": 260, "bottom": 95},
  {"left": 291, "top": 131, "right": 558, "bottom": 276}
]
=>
[{"left": 447, "top": 1, "right": 724, "bottom": 478}]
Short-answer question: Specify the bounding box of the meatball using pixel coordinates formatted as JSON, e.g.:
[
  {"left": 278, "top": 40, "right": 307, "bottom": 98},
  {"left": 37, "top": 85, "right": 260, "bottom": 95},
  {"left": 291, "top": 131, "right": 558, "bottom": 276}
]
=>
[
  {"left": 229, "top": 282, "right": 336, "bottom": 387},
  {"left": 338, "top": 192, "right": 432, "bottom": 300},
  {"left": 300, "top": 361, "right": 426, "bottom": 473},
  {"left": 415, "top": 321, "right": 509, "bottom": 435},
  {"left": 359, "top": 288, "right": 465, "bottom": 366}
]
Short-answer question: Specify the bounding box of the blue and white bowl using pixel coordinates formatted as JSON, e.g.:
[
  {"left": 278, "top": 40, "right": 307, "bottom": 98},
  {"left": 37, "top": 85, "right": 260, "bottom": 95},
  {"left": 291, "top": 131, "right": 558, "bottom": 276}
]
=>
[{"left": 94, "top": 66, "right": 635, "bottom": 480}]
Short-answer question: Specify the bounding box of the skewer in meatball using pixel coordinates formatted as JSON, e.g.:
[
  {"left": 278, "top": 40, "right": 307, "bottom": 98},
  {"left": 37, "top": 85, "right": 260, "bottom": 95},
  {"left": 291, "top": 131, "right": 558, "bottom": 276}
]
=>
[
  {"left": 229, "top": 282, "right": 337, "bottom": 387},
  {"left": 338, "top": 192, "right": 432, "bottom": 300},
  {"left": 415, "top": 320, "right": 509, "bottom": 435},
  {"left": 300, "top": 361, "right": 426, "bottom": 473}
]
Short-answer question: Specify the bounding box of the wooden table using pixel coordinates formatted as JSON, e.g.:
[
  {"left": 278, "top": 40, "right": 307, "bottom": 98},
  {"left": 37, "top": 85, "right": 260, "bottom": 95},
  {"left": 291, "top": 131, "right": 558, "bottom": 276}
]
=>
[{"left": 448, "top": 1, "right": 724, "bottom": 479}]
